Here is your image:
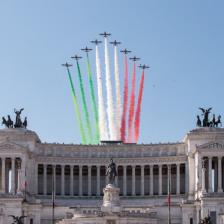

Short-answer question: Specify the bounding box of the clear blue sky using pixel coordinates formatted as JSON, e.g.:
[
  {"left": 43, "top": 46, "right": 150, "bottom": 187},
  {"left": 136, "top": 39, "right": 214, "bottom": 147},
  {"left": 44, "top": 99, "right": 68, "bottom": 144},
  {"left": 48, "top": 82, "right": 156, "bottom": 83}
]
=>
[{"left": 0, "top": 0, "right": 224, "bottom": 144}]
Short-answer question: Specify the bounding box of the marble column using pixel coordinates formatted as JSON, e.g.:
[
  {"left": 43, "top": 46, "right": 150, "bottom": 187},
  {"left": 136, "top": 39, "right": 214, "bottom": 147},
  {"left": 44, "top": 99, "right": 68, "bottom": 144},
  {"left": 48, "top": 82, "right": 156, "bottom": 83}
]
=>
[
  {"left": 123, "top": 165, "right": 127, "bottom": 196},
  {"left": 159, "top": 164, "right": 162, "bottom": 195},
  {"left": 115, "top": 175, "right": 118, "bottom": 187},
  {"left": 52, "top": 165, "right": 56, "bottom": 196},
  {"left": 141, "top": 165, "right": 144, "bottom": 196},
  {"left": 167, "top": 165, "right": 171, "bottom": 195},
  {"left": 218, "top": 157, "right": 223, "bottom": 193},
  {"left": 88, "top": 166, "right": 91, "bottom": 196},
  {"left": 21, "top": 160, "right": 26, "bottom": 194},
  {"left": 198, "top": 156, "right": 202, "bottom": 190},
  {"left": 1, "top": 157, "right": 5, "bottom": 193},
  {"left": 96, "top": 165, "right": 100, "bottom": 196},
  {"left": 16, "top": 159, "right": 22, "bottom": 194},
  {"left": 70, "top": 165, "right": 74, "bottom": 196},
  {"left": 61, "top": 165, "right": 65, "bottom": 196},
  {"left": 185, "top": 162, "right": 189, "bottom": 194},
  {"left": 35, "top": 163, "right": 38, "bottom": 194},
  {"left": 150, "top": 165, "right": 154, "bottom": 195},
  {"left": 196, "top": 206, "right": 200, "bottom": 224},
  {"left": 79, "top": 165, "right": 83, "bottom": 196},
  {"left": 208, "top": 157, "right": 213, "bottom": 193},
  {"left": 132, "top": 165, "right": 136, "bottom": 196},
  {"left": 10, "top": 158, "right": 15, "bottom": 194},
  {"left": 201, "top": 159, "right": 206, "bottom": 194},
  {"left": 176, "top": 164, "right": 180, "bottom": 195},
  {"left": 43, "top": 164, "right": 47, "bottom": 195}
]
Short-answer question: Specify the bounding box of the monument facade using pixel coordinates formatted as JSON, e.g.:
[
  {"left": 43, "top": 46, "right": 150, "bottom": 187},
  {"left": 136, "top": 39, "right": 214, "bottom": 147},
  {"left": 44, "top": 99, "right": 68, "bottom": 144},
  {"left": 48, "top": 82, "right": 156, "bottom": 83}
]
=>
[{"left": 0, "top": 127, "right": 224, "bottom": 223}]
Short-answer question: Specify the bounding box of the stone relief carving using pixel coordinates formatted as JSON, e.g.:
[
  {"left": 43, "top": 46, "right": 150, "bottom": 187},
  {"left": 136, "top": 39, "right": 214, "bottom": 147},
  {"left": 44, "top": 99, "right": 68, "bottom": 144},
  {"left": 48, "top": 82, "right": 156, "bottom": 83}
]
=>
[{"left": 197, "top": 142, "right": 224, "bottom": 149}]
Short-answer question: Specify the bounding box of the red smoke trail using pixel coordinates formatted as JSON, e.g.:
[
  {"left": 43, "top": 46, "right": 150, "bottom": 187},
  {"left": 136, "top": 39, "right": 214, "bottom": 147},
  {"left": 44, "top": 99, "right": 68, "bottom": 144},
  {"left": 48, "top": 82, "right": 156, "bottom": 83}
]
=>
[
  {"left": 134, "top": 70, "right": 145, "bottom": 143},
  {"left": 127, "top": 62, "right": 136, "bottom": 143},
  {"left": 120, "top": 55, "right": 128, "bottom": 142}
]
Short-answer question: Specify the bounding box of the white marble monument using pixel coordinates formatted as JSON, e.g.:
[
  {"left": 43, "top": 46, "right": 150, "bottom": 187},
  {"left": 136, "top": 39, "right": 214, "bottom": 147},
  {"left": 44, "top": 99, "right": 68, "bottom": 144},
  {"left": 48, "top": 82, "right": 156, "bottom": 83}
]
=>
[
  {"left": 101, "top": 184, "right": 121, "bottom": 213},
  {"left": 1, "top": 127, "right": 224, "bottom": 223}
]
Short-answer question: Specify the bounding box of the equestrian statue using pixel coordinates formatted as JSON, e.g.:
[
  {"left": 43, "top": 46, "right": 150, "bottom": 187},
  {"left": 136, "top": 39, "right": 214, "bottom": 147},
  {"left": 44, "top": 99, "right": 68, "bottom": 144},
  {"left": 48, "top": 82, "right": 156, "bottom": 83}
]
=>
[
  {"left": 197, "top": 107, "right": 222, "bottom": 128},
  {"left": 106, "top": 158, "right": 117, "bottom": 185},
  {"left": 2, "top": 108, "right": 28, "bottom": 129}
]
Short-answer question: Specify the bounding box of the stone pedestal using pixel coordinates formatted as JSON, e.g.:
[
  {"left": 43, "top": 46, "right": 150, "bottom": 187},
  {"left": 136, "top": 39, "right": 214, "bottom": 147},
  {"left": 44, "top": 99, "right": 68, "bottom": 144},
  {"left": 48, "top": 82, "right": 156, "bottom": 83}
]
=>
[{"left": 101, "top": 184, "right": 121, "bottom": 213}]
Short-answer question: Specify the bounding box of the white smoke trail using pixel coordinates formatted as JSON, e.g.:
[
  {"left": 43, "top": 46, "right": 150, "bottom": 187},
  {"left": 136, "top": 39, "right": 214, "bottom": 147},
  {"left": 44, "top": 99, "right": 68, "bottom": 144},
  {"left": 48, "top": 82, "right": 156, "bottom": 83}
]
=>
[
  {"left": 104, "top": 37, "right": 116, "bottom": 140},
  {"left": 95, "top": 45, "right": 108, "bottom": 140},
  {"left": 114, "top": 45, "right": 122, "bottom": 140}
]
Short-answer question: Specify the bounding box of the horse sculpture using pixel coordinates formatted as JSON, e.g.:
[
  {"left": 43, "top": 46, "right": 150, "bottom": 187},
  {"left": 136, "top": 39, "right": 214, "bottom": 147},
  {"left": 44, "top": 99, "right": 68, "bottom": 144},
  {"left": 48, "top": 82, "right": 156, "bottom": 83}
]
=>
[
  {"left": 23, "top": 117, "right": 27, "bottom": 129},
  {"left": 2, "top": 117, "right": 9, "bottom": 128},
  {"left": 214, "top": 115, "right": 222, "bottom": 127},
  {"left": 2, "top": 109, "right": 27, "bottom": 129},
  {"left": 7, "top": 115, "right": 13, "bottom": 128},
  {"left": 196, "top": 115, "right": 202, "bottom": 127}
]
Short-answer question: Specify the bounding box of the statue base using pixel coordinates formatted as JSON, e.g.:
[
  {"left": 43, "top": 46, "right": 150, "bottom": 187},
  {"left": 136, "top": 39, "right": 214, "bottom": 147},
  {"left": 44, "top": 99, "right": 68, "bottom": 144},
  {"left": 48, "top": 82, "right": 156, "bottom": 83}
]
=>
[{"left": 101, "top": 184, "right": 121, "bottom": 213}]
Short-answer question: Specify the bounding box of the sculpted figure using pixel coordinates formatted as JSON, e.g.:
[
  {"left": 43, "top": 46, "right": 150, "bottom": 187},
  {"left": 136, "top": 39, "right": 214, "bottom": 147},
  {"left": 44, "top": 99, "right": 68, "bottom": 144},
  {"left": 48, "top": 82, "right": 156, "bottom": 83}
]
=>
[
  {"left": 9, "top": 215, "right": 26, "bottom": 224},
  {"left": 200, "top": 215, "right": 212, "bottom": 224},
  {"left": 199, "top": 107, "right": 212, "bottom": 127},
  {"left": 14, "top": 108, "right": 24, "bottom": 128},
  {"left": 106, "top": 158, "right": 117, "bottom": 185}
]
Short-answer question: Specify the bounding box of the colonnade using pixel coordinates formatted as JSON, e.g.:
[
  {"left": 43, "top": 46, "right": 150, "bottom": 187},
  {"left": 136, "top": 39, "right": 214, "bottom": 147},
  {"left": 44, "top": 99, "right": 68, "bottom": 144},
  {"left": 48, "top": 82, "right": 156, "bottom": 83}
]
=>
[
  {"left": 37, "top": 163, "right": 186, "bottom": 196},
  {"left": 0, "top": 157, "right": 23, "bottom": 194},
  {"left": 201, "top": 156, "right": 224, "bottom": 193}
]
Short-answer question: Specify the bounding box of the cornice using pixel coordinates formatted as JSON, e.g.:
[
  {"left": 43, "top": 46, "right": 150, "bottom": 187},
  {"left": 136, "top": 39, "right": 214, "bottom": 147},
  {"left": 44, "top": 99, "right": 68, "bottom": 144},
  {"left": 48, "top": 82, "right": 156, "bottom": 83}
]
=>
[{"left": 36, "top": 155, "right": 187, "bottom": 165}]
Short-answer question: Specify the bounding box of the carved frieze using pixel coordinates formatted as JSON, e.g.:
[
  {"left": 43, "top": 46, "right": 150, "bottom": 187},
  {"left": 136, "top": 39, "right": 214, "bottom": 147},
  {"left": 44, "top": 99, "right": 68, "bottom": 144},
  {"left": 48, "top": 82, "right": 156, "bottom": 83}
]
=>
[{"left": 197, "top": 142, "right": 224, "bottom": 150}]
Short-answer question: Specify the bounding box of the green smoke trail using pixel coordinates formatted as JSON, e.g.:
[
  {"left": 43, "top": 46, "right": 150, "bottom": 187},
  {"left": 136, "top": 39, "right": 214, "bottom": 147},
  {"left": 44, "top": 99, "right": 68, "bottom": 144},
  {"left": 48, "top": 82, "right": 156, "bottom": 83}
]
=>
[
  {"left": 66, "top": 67, "right": 86, "bottom": 144},
  {"left": 76, "top": 61, "right": 92, "bottom": 144},
  {"left": 87, "top": 54, "right": 99, "bottom": 144}
]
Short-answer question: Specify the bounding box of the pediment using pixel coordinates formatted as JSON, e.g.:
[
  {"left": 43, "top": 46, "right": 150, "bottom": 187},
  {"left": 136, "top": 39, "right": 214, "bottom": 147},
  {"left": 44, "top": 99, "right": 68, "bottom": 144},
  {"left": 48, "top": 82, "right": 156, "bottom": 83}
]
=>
[
  {"left": 0, "top": 141, "right": 28, "bottom": 152},
  {"left": 196, "top": 142, "right": 224, "bottom": 149}
]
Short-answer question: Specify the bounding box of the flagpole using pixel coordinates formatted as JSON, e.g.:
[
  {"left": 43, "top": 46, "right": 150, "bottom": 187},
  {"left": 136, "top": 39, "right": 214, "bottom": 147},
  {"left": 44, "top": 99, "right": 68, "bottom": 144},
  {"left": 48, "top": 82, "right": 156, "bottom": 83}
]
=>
[
  {"left": 168, "top": 165, "right": 171, "bottom": 224},
  {"left": 24, "top": 166, "right": 27, "bottom": 201},
  {"left": 52, "top": 165, "right": 55, "bottom": 224}
]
